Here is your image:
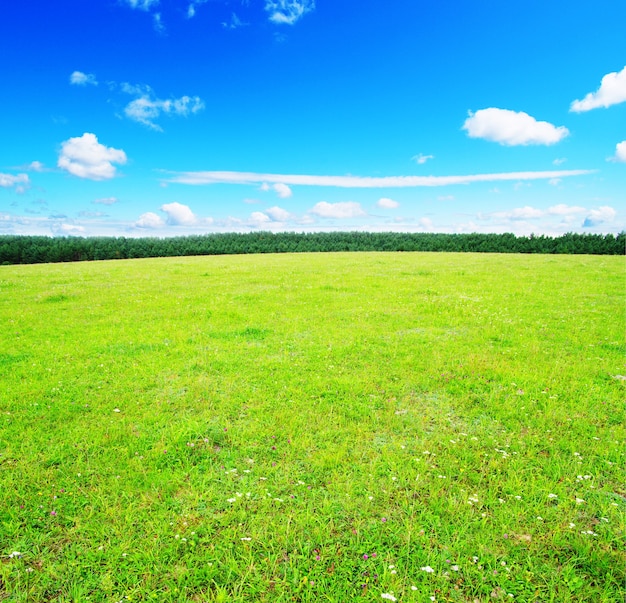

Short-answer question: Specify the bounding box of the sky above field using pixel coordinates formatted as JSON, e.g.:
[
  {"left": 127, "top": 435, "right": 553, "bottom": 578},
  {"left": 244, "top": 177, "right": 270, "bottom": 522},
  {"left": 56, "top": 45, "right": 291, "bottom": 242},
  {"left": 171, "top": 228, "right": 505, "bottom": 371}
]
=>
[{"left": 1, "top": 1, "right": 625, "bottom": 238}]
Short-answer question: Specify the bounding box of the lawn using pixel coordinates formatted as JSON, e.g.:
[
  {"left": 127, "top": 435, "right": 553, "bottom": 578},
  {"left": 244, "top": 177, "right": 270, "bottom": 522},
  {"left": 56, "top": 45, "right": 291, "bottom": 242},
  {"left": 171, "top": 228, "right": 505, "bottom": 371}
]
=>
[{"left": 0, "top": 252, "right": 624, "bottom": 602}]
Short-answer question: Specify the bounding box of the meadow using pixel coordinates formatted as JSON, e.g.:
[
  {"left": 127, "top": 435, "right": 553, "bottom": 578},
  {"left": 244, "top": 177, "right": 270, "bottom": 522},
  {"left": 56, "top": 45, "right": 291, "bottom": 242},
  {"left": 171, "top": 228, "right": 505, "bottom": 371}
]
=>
[{"left": 0, "top": 252, "right": 624, "bottom": 602}]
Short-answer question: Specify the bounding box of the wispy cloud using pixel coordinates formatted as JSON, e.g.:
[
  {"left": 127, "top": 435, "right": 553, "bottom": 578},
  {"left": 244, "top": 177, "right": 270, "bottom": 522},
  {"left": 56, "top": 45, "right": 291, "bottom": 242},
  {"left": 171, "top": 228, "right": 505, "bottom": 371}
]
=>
[
  {"left": 222, "top": 13, "right": 248, "bottom": 29},
  {"left": 480, "top": 203, "right": 617, "bottom": 231},
  {"left": 122, "top": 84, "right": 204, "bottom": 131},
  {"left": 0, "top": 173, "right": 29, "bottom": 189},
  {"left": 57, "top": 133, "right": 127, "bottom": 180},
  {"left": 463, "top": 108, "right": 569, "bottom": 146},
  {"left": 122, "top": 0, "right": 159, "bottom": 11},
  {"left": 570, "top": 66, "right": 626, "bottom": 112},
  {"left": 70, "top": 71, "right": 98, "bottom": 86},
  {"left": 93, "top": 197, "right": 119, "bottom": 205},
  {"left": 309, "top": 201, "right": 366, "bottom": 219},
  {"left": 165, "top": 168, "right": 594, "bottom": 188},
  {"left": 265, "top": 0, "right": 315, "bottom": 25},
  {"left": 412, "top": 153, "right": 434, "bottom": 165}
]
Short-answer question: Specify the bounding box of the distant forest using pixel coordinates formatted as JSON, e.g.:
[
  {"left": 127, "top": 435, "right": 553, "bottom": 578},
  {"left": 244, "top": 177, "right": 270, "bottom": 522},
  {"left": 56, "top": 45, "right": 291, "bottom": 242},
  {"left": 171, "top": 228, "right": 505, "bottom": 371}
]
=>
[{"left": 1, "top": 231, "right": 624, "bottom": 265}]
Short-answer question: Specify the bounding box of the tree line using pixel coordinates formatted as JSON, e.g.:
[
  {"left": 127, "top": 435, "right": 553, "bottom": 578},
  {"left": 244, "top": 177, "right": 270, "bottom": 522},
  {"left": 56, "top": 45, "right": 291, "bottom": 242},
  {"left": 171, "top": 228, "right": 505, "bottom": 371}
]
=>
[{"left": 0, "top": 231, "right": 623, "bottom": 265}]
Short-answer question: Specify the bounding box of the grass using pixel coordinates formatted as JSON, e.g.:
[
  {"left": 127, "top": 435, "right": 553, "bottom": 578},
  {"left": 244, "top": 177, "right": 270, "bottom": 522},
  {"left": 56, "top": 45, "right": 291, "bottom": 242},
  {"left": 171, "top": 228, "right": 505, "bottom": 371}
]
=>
[{"left": 0, "top": 251, "right": 624, "bottom": 602}]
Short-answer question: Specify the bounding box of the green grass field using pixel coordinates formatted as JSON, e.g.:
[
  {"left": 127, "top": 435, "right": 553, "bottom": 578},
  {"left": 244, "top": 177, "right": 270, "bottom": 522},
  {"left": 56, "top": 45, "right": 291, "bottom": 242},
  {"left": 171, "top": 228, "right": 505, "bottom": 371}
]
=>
[{"left": 0, "top": 252, "right": 624, "bottom": 602}]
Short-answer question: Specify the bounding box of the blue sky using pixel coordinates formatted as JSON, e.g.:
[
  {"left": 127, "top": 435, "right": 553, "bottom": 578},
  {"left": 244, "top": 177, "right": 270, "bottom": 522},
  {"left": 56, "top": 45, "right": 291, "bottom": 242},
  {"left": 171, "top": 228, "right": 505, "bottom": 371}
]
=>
[{"left": 1, "top": 0, "right": 625, "bottom": 237}]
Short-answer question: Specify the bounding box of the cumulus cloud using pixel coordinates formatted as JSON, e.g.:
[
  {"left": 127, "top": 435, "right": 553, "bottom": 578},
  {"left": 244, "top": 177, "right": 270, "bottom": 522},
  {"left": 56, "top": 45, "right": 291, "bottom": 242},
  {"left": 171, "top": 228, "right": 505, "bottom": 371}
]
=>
[
  {"left": 0, "top": 173, "right": 29, "bottom": 189},
  {"left": 70, "top": 71, "right": 97, "bottom": 86},
  {"left": 249, "top": 212, "right": 272, "bottom": 226},
  {"left": 310, "top": 201, "right": 366, "bottom": 219},
  {"left": 609, "top": 140, "right": 626, "bottom": 163},
  {"left": 58, "top": 133, "right": 127, "bottom": 180},
  {"left": 122, "top": 84, "right": 204, "bottom": 131},
  {"left": 265, "top": 0, "right": 315, "bottom": 25},
  {"left": 265, "top": 206, "right": 293, "bottom": 221},
  {"left": 272, "top": 183, "right": 292, "bottom": 198},
  {"left": 462, "top": 108, "right": 569, "bottom": 146},
  {"left": 583, "top": 206, "right": 617, "bottom": 227},
  {"left": 167, "top": 168, "right": 593, "bottom": 188},
  {"left": 412, "top": 153, "right": 434, "bottom": 165},
  {"left": 161, "top": 202, "right": 197, "bottom": 225},
  {"left": 135, "top": 212, "right": 165, "bottom": 228},
  {"left": 377, "top": 197, "right": 399, "bottom": 209},
  {"left": 570, "top": 66, "right": 626, "bottom": 112}
]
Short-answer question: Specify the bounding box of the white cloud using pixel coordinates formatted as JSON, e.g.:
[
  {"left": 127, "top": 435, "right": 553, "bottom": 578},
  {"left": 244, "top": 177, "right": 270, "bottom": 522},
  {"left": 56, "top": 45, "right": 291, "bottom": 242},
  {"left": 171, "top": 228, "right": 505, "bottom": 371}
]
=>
[
  {"left": 93, "top": 197, "right": 119, "bottom": 205},
  {"left": 135, "top": 212, "right": 165, "bottom": 228},
  {"left": 272, "top": 183, "right": 292, "bottom": 198},
  {"left": 491, "top": 206, "right": 545, "bottom": 220},
  {"left": 418, "top": 217, "right": 434, "bottom": 230},
  {"left": 462, "top": 108, "right": 569, "bottom": 146},
  {"left": 59, "top": 223, "right": 86, "bottom": 234},
  {"left": 123, "top": 0, "right": 159, "bottom": 10},
  {"left": 570, "top": 66, "right": 626, "bottom": 112},
  {"left": 265, "top": 206, "right": 292, "bottom": 221},
  {"left": 222, "top": 13, "right": 247, "bottom": 29},
  {"left": 377, "top": 197, "right": 399, "bottom": 209},
  {"left": 0, "top": 173, "right": 29, "bottom": 189},
  {"left": 27, "top": 161, "right": 45, "bottom": 172},
  {"left": 153, "top": 13, "right": 165, "bottom": 33},
  {"left": 161, "top": 202, "right": 197, "bottom": 225},
  {"left": 186, "top": 0, "right": 208, "bottom": 18},
  {"left": 547, "top": 204, "right": 586, "bottom": 216},
  {"left": 265, "top": 0, "right": 315, "bottom": 25},
  {"left": 167, "top": 168, "right": 593, "bottom": 188},
  {"left": 123, "top": 85, "right": 204, "bottom": 131},
  {"left": 310, "top": 201, "right": 366, "bottom": 219},
  {"left": 70, "top": 71, "right": 98, "bottom": 86},
  {"left": 57, "top": 133, "right": 127, "bottom": 180},
  {"left": 583, "top": 206, "right": 617, "bottom": 227},
  {"left": 548, "top": 178, "right": 561, "bottom": 186},
  {"left": 412, "top": 153, "right": 434, "bottom": 164},
  {"left": 609, "top": 140, "right": 626, "bottom": 163},
  {"left": 250, "top": 211, "right": 271, "bottom": 225},
  {"left": 553, "top": 157, "right": 567, "bottom": 166}
]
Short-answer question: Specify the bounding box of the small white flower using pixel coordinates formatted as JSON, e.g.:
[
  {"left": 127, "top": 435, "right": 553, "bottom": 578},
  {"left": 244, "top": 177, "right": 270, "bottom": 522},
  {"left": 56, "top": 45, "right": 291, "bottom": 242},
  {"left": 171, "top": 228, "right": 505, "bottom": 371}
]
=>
[
  {"left": 240, "top": 537, "right": 251, "bottom": 541},
  {"left": 421, "top": 565, "right": 435, "bottom": 573},
  {"left": 575, "top": 498, "right": 585, "bottom": 504},
  {"left": 410, "top": 585, "right": 417, "bottom": 591},
  {"left": 569, "top": 523, "right": 575, "bottom": 528},
  {"left": 8, "top": 552, "right": 22, "bottom": 558},
  {"left": 381, "top": 594, "right": 397, "bottom": 602},
  {"left": 451, "top": 565, "right": 459, "bottom": 571},
  {"left": 548, "top": 493, "right": 558, "bottom": 499},
  {"left": 227, "top": 498, "right": 236, "bottom": 503}
]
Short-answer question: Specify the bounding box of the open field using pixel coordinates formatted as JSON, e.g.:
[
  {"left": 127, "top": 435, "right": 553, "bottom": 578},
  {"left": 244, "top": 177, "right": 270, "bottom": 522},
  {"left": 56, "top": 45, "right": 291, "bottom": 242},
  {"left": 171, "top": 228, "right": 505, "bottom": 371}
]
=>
[{"left": 0, "top": 252, "right": 624, "bottom": 602}]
